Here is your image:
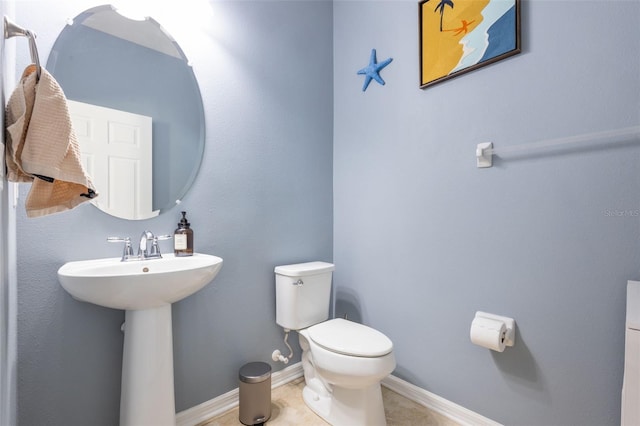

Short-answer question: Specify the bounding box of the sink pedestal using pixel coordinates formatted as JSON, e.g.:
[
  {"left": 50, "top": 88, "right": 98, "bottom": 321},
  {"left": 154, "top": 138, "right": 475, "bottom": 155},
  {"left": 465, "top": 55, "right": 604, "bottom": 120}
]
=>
[{"left": 120, "top": 305, "right": 175, "bottom": 426}]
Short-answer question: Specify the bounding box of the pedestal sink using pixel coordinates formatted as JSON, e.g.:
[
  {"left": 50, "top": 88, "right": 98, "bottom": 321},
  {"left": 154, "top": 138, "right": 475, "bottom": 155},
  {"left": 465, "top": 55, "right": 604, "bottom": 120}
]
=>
[{"left": 58, "top": 253, "right": 223, "bottom": 426}]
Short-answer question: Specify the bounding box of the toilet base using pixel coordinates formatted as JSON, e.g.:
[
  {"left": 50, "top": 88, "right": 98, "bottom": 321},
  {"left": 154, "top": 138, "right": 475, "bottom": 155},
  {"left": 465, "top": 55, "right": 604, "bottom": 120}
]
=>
[{"left": 302, "top": 382, "right": 386, "bottom": 426}]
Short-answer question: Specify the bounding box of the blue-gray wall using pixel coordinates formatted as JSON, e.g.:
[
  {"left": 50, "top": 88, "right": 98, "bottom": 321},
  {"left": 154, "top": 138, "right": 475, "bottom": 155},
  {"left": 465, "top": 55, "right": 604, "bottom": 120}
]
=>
[
  {"left": 14, "top": 1, "right": 332, "bottom": 424},
  {"left": 11, "top": 0, "right": 640, "bottom": 425},
  {"left": 334, "top": 1, "right": 640, "bottom": 425}
]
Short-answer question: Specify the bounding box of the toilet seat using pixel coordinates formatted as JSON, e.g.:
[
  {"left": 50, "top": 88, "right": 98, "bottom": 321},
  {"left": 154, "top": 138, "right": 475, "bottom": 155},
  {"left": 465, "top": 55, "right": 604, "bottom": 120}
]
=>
[{"left": 307, "top": 318, "right": 393, "bottom": 357}]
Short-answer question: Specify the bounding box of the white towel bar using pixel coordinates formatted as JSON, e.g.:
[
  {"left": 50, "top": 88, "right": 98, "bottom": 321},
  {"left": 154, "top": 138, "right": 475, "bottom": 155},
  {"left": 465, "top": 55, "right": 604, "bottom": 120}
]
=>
[{"left": 476, "top": 125, "right": 640, "bottom": 168}]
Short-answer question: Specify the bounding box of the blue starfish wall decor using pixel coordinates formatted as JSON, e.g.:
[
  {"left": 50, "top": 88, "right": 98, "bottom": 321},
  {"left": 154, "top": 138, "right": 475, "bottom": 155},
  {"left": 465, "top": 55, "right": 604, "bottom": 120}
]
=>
[{"left": 357, "top": 49, "right": 393, "bottom": 92}]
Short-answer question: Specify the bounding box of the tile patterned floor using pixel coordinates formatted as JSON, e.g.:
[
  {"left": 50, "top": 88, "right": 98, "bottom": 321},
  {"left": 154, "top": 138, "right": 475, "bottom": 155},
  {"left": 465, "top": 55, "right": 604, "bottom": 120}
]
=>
[{"left": 200, "top": 377, "right": 460, "bottom": 426}]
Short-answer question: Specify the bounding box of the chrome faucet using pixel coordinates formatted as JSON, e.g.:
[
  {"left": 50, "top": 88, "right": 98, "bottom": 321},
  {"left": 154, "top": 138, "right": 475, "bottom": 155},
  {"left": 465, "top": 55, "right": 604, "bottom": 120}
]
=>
[
  {"left": 108, "top": 231, "right": 172, "bottom": 261},
  {"left": 138, "top": 230, "right": 157, "bottom": 259}
]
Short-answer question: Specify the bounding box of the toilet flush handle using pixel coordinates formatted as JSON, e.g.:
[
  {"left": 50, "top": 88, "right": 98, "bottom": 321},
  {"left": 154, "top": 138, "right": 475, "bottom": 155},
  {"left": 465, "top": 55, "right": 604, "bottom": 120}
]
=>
[{"left": 293, "top": 279, "right": 304, "bottom": 286}]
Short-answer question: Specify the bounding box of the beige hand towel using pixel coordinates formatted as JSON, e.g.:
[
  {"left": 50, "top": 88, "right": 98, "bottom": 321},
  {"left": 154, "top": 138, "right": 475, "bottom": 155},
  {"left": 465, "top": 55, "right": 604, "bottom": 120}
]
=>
[{"left": 5, "top": 65, "right": 97, "bottom": 218}]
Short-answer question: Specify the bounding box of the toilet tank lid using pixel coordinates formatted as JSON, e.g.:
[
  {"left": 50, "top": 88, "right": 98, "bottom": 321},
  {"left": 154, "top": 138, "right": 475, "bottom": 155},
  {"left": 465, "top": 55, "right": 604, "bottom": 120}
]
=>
[{"left": 274, "top": 261, "right": 335, "bottom": 277}]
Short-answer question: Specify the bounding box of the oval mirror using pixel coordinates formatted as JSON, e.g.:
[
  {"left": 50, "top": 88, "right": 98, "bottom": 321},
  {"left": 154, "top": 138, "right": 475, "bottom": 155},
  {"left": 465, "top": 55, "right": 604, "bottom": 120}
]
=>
[{"left": 46, "top": 5, "right": 205, "bottom": 220}]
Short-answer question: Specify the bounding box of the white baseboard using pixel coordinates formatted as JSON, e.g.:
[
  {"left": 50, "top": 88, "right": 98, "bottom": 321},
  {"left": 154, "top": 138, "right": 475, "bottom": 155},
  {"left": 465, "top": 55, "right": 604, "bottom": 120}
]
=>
[
  {"left": 176, "top": 363, "right": 303, "bottom": 426},
  {"left": 381, "top": 375, "right": 501, "bottom": 426},
  {"left": 176, "top": 362, "right": 500, "bottom": 426}
]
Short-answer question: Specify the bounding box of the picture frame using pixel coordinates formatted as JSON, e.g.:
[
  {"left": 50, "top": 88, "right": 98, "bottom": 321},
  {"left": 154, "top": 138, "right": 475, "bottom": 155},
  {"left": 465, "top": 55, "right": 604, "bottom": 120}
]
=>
[{"left": 419, "top": 0, "right": 521, "bottom": 89}]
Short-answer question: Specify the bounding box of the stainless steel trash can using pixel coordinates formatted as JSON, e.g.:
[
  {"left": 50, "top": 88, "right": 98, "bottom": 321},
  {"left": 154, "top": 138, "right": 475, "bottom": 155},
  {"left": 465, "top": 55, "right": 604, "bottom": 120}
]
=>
[{"left": 239, "top": 362, "right": 271, "bottom": 425}]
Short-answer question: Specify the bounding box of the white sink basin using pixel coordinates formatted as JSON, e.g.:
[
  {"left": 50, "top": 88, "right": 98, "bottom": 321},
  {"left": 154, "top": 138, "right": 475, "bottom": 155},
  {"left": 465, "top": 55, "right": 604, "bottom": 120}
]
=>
[{"left": 57, "top": 253, "right": 223, "bottom": 310}]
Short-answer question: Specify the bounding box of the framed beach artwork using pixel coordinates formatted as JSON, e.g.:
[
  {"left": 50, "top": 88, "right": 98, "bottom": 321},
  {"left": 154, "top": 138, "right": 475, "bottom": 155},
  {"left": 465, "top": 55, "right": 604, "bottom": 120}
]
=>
[{"left": 419, "top": 0, "right": 521, "bottom": 89}]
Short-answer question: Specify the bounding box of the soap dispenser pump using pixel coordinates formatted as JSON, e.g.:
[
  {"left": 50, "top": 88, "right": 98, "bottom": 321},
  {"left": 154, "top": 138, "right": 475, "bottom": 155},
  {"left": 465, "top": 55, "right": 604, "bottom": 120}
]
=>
[{"left": 174, "top": 211, "right": 194, "bottom": 256}]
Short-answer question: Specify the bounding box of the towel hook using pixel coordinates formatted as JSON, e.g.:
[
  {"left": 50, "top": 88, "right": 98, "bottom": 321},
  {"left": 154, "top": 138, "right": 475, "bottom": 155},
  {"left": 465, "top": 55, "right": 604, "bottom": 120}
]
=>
[{"left": 4, "top": 16, "right": 41, "bottom": 82}]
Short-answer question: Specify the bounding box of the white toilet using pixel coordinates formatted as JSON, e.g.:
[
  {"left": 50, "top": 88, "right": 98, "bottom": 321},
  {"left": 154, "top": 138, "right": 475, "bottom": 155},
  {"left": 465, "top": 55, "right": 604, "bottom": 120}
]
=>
[{"left": 275, "top": 261, "right": 396, "bottom": 426}]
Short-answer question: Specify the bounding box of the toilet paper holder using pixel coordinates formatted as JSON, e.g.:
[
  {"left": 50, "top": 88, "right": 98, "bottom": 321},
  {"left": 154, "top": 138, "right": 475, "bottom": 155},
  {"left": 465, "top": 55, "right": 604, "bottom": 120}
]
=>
[{"left": 473, "top": 311, "right": 516, "bottom": 348}]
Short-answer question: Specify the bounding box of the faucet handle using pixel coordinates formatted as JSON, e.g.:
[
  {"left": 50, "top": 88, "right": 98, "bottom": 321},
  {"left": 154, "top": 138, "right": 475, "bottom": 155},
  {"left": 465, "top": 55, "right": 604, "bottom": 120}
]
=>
[
  {"left": 149, "top": 235, "right": 172, "bottom": 258},
  {"left": 149, "top": 238, "right": 161, "bottom": 257},
  {"left": 107, "top": 236, "right": 136, "bottom": 261}
]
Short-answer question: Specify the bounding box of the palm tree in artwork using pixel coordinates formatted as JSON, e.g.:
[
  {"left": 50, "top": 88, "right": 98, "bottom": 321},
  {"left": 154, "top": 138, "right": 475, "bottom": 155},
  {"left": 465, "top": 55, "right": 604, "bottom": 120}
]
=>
[{"left": 434, "top": 0, "right": 454, "bottom": 32}]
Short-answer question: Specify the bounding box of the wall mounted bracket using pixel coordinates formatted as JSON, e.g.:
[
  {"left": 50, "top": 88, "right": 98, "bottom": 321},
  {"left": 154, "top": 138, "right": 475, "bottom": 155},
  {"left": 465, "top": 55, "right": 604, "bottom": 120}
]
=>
[{"left": 476, "top": 142, "right": 493, "bottom": 168}]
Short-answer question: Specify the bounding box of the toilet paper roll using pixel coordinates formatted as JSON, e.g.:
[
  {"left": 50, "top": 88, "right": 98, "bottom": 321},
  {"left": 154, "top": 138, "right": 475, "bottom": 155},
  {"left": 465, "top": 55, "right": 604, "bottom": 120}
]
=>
[{"left": 470, "top": 316, "right": 506, "bottom": 352}]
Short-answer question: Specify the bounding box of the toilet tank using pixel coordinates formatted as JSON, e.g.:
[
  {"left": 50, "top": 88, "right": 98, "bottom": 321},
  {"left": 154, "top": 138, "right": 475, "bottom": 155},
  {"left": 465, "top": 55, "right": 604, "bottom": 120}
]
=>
[{"left": 275, "top": 261, "right": 335, "bottom": 330}]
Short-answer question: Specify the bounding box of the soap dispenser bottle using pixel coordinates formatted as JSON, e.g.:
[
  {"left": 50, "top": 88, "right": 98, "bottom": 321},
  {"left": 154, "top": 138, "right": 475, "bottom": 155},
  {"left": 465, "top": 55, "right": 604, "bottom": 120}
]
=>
[{"left": 174, "top": 211, "right": 194, "bottom": 256}]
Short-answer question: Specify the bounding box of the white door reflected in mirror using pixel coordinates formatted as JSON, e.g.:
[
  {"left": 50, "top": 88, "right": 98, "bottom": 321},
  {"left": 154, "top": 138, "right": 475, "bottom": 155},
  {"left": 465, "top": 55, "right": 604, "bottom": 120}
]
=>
[{"left": 69, "top": 100, "right": 157, "bottom": 220}]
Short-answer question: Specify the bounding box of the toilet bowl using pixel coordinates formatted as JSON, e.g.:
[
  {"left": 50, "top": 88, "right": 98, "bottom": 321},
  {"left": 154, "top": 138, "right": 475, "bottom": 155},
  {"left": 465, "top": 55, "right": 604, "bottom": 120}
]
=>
[
  {"left": 274, "top": 262, "right": 396, "bottom": 425},
  {"left": 299, "top": 318, "right": 395, "bottom": 425}
]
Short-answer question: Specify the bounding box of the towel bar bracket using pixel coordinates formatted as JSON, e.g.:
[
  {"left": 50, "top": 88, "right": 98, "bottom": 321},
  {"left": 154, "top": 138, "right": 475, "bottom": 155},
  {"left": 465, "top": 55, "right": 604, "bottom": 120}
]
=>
[
  {"left": 4, "top": 15, "right": 41, "bottom": 81},
  {"left": 476, "top": 142, "right": 493, "bottom": 168}
]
